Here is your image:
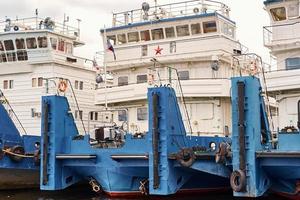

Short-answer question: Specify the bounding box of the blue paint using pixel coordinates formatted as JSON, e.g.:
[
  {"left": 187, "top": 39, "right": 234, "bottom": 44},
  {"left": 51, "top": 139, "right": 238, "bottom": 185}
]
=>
[
  {"left": 263, "top": 0, "right": 283, "bottom": 5},
  {"left": 40, "top": 86, "right": 230, "bottom": 195}
]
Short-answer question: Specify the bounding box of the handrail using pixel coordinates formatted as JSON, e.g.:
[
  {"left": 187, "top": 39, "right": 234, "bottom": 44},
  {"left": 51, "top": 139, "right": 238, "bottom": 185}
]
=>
[{"left": 0, "top": 89, "right": 27, "bottom": 135}]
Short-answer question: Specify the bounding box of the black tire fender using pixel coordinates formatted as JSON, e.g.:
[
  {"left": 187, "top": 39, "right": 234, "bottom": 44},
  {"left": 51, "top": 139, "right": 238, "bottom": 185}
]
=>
[
  {"left": 230, "top": 169, "right": 246, "bottom": 192},
  {"left": 9, "top": 145, "right": 25, "bottom": 162},
  {"left": 176, "top": 148, "right": 195, "bottom": 168}
]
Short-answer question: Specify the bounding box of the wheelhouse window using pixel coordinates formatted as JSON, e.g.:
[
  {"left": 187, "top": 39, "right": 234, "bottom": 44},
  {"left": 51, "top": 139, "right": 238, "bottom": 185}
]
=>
[
  {"left": 75, "top": 80, "right": 84, "bottom": 90},
  {"left": 32, "top": 77, "right": 43, "bottom": 87},
  {"left": 0, "top": 41, "right": 6, "bottom": 63},
  {"left": 270, "top": 7, "right": 287, "bottom": 21},
  {"left": 118, "top": 76, "right": 128, "bottom": 86},
  {"left": 118, "top": 110, "right": 127, "bottom": 121},
  {"left": 117, "top": 34, "right": 127, "bottom": 45},
  {"left": 137, "top": 107, "right": 148, "bottom": 121},
  {"left": 165, "top": 27, "right": 175, "bottom": 38},
  {"left": 151, "top": 28, "right": 164, "bottom": 40},
  {"left": 128, "top": 32, "right": 139, "bottom": 43},
  {"left": 178, "top": 71, "right": 189, "bottom": 80},
  {"left": 38, "top": 36, "right": 48, "bottom": 48},
  {"left": 203, "top": 21, "right": 217, "bottom": 33},
  {"left": 176, "top": 25, "right": 190, "bottom": 37},
  {"left": 15, "top": 39, "right": 25, "bottom": 49},
  {"left": 15, "top": 38, "right": 27, "bottom": 61},
  {"left": 141, "top": 45, "right": 148, "bottom": 56},
  {"left": 137, "top": 74, "right": 147, "bottom": 83},
  {"left": 4, "top": 40, "right": 16, "bottom": 62},
  {"left": 65, "top": 42, "right": 73, "bottom": 54},
  {"left": 191, "top": 23, "right": 201, "bottom": 35},
  {"left": 58, "top": 39, "right": 65, "bottom": 51},
  {"left": 50, "top": 38, "right": 57, "bottom": 50},
  {"left": 107, "top": 35, "right": 116, "bottom": 45},
  {"left": 26, "top": 38, "right": 37, "bottom": 49},
  {"left": 288, "top": 4, "right": 299, "bottom": 18},
  {"left": 140, "top": 30, "right": 151, "bottom": 42},
  {"left": 286, "top": 57, "right": 300, "bottom": 70}
]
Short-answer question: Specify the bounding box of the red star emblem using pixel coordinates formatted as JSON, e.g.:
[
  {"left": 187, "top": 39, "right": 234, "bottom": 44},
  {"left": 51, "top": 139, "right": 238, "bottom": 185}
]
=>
[{"left": 155, "top": 46, "right": 163, "bottom": 55}]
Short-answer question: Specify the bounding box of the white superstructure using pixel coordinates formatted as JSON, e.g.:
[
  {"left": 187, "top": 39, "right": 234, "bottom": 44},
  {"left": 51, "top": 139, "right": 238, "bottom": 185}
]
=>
[
  {"left": 0, "top": 16, "right": 97, "bottom": 135},
  {"left": 96, "top": 0, "right": 257, "bottom": 136},
  {"left": 264, "top": 0, "right": 300, "bottom": 131}
]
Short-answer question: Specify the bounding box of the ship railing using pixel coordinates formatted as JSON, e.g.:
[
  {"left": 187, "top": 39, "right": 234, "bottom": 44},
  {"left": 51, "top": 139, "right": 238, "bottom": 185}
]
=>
[
  {"left": 263, "top": 21, "right": 300, "bottom": 46},
  {"left": 147, "top": 65, "right": 193, "bottom": 135},
  {"left": 43, "top": 77, "right": 87, "bottom": 134},
  {"left": 112, "top": 0, "right": 230, "bottom": 27},
  {"left": 232, "top": 53, "right": 264, "bottom": 76},
  {"left": 0, "top": 16, "right": 80, "bottom": 39},
  {"left": 0, "top": 90, "right": 27, "bottom": 136}
]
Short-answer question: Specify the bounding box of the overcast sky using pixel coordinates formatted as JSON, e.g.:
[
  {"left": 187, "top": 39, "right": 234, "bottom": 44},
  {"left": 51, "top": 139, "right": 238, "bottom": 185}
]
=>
[{"left": 0, "top": 0, "right": 271, "bottom": 62}]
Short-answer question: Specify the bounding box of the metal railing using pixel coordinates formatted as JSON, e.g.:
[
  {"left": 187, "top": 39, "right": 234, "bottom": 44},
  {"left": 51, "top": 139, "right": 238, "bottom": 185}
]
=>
[
  {"left": 112, "top": 0, "right": 230, "bottom": 27},
  {"left": 263, "top": 21, "right": 300, "bottom": 46},
  {"left": 0, "top": 17, "right": 80, "bottom": 39},
  {"left": 0, "top": 90, "right": 27, "bottom": 135}
]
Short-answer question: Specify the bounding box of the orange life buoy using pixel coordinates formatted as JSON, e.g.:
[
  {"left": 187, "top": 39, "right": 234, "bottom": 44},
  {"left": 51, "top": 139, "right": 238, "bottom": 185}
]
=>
[{"left": 58, "top": 80, "right": 68, "bottom": 92}]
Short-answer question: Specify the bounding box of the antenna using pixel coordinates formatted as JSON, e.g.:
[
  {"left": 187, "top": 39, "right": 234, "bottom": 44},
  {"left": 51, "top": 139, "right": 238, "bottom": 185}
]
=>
[
  {"left": 154, "top": 0, "right": 158, "bottom": 19},
  {"left": 35, "top": 8, "right": 39, "bottom": 29}
]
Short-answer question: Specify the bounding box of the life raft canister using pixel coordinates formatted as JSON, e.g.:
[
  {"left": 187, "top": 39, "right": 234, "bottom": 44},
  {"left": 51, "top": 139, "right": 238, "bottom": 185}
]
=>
[
  {"left": 58, "top": 80, "right": 68, "bottom": 92},
  {"left": 230, "top": 169, "right": 246, "bottom": 192},
  {"left": 176, "top": 148, "right": 195, "bottom": 167}
]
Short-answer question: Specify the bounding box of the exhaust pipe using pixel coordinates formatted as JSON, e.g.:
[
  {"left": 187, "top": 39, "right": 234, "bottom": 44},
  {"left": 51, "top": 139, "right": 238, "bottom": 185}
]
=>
[{"left": 298, "top": 100, "right": 300, "bottom": 130}]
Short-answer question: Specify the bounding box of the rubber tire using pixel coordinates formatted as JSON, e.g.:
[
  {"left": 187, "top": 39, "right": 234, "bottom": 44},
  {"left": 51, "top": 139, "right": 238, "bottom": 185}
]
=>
[
  {"left": 230, "top": 170, "right": 246, "bottom": 192},
  {"left": 9, "top": 145, "right": 25, "bottom": 162},
  {"left": 176, "top": 148, "right": 195, "bottom": 168}
]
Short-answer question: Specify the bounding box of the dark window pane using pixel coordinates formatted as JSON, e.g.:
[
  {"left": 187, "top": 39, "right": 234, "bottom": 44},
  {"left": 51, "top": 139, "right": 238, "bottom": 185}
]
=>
[
  {"left": 118, "top": 110, "right": 127, "bottom": 121},
  {"left": 178, "top": 71, "right": 189, "bottom": 80},
  {"left": 118, "top": 76, "right": 128, "bottom": 86},
  {"left": 137, "top": 75, "right": 147, "bottom": 83},
  {"left": 26, "top": 38, "right": 37, "bottom": 49},
  {"left": 4, "top": 40, "right": 14, "bottom": 50},
  {"left": 15, "top": 39, "right": 25, "bottom": 49},
  {"left": 203, "top": 21, "right": 217, "bottom": 33},
  {"left": 286, "top": 57, "right": 300, "bottom": 70},
  {"left": 137, "top": 107, "right": 147, "bottom": 121}
]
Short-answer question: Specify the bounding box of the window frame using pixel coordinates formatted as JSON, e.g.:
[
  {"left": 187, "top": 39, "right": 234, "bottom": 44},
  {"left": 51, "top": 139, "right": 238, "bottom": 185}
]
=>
[
  {"left": 176, "top": 25, "right": 190, "bottom": 37},
  {"left": 137, "top": 107, "right": 148, "bottom": 121},
  {"left": 26, "top": 37, "right": 37, "bottom": 49},
  {"left": 286, "top": 57, "right": 300, "bottom": 70},
  {"left": 118, "top": 76, "right": 129, "bottom": 86}
]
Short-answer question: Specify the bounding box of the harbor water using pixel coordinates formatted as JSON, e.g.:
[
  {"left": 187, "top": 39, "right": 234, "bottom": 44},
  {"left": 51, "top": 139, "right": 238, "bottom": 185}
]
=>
[{"left": 0, "top": 187, "right": 282, "bottom": 200}]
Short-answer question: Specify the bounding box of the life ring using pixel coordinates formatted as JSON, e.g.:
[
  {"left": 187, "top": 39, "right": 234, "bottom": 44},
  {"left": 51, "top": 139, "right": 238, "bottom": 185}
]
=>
[
  {"left": 250, "top": 61, "right": 258, "bottom": 75},
  {"left": 176, "top": 148, "right": 195, "bottom": 168},
  {"left": 13, "top": 26, "right": 19, "bottom": 31},
  {"left": 230, "top": 169, "right": 246, "bottom": 192},
  {"left": 58, "top": 80, "right": 68, "bottom": 92}
]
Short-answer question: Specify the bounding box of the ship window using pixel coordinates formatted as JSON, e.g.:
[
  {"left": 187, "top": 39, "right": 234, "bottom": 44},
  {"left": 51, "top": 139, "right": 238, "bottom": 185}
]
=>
[
  {"left": 38, "top": 77, "right": 43, "bottom": 87},
  {"left": 141, "top": 45, "right": 148, "bottom": 56},
  {"left": 58, "top": 39, "right": 65, "bottom": 51},
  {"left": 107, "top": 35, "right": 116, "bottom": 45},
  {"left": 170, "top": 41, "right": 176, "bottom": 53},
  {"left": 50, "top": 38, "right": 57, "bottom": 50},
  {"left": 32, "top": 78, "right": 37, "bottom": 87},
  {"left": 75, "top": 110, "right": 83, "bottom": 120},
  {"left": 270, "top": 7, "right": 287, "bottom": 21},
  {"left": 95, "top": 112, "right": 98, "bottom": 121},
  {"left": 118, "top": 76, "right": 128, "bottom": 86},
  {"left": 26, "top": 38, "right": 37, "bottom": 49},
  {"left": 178, "top": 71, "right": 189, "bottom": 80},
  {"left": 165, "top": 27, "right": 175, "bottom": 38},
  {"left": 203, "top": 21, "right": 217, "bottom": 33},
  {"left": 75, "top": 80, "right": 84, "bottom": 90},
  {"left": 128, "top": 32, "right": 139, "bottom": 43},
  {"left": 141, "top": 30, "right": 151, "bottom": 41},
  {"left": 4, "top": 40, "right": 14, "bottom": 51},
  {"left": 151, "top": 28, "right": 164, "bottom": 40},
  {"left": 118, "top": 110, "right": 127, "bottom": 121},
  {"left": 137, "top": 74, "right": 147, "bottom": 84},
  {"left": 38, "top": 36, "right": 48, "bottom": 48},
  {"left": 15, "top": 39, "right": 25, "bottom": 49},
  {"left": 288, "top": 4, "right": 299, "bottom": 18},
  {"left": 286, "top": 57, "right": 300, "bottom": 70},
  {"left": 17, "top": 50, "right": 28, "bottom": 61},
  {"left": 0, "top": 41, "right": 4, "bottom": 51},
  {"left": 3, "top": 80, "right": 13, "bottom": 89},
  {"left": 191, "top": 23, "right": 201, "bottom": 35},
  {"left": 137, "top": 107, "right": 147, "bottom": 121},
  {"left": 222, "top": 23, "right": 234, "bottom": 38},
  {"left": 6, "top": 52, "right": 16, "bottom": 62},
  {"left": 65, "top": 42, "right": 73, "bottom": 54},
  {"left": 117, "top": 34, "right": 127, "bottom": 45},
  {"left": 32, "top": 77, "right": 43, "bottom": 87},
  {"left": 0, "top": 42, "right": 6, "bottom": 63},
  {"left": 176, "top": 25, "right": 190, "bottom": 37}
]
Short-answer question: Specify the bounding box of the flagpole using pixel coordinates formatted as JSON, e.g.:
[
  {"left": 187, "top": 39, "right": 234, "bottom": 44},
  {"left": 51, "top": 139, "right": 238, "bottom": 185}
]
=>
[{"left": 103, "top": 25, "right": 108, "bottom": 110}]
